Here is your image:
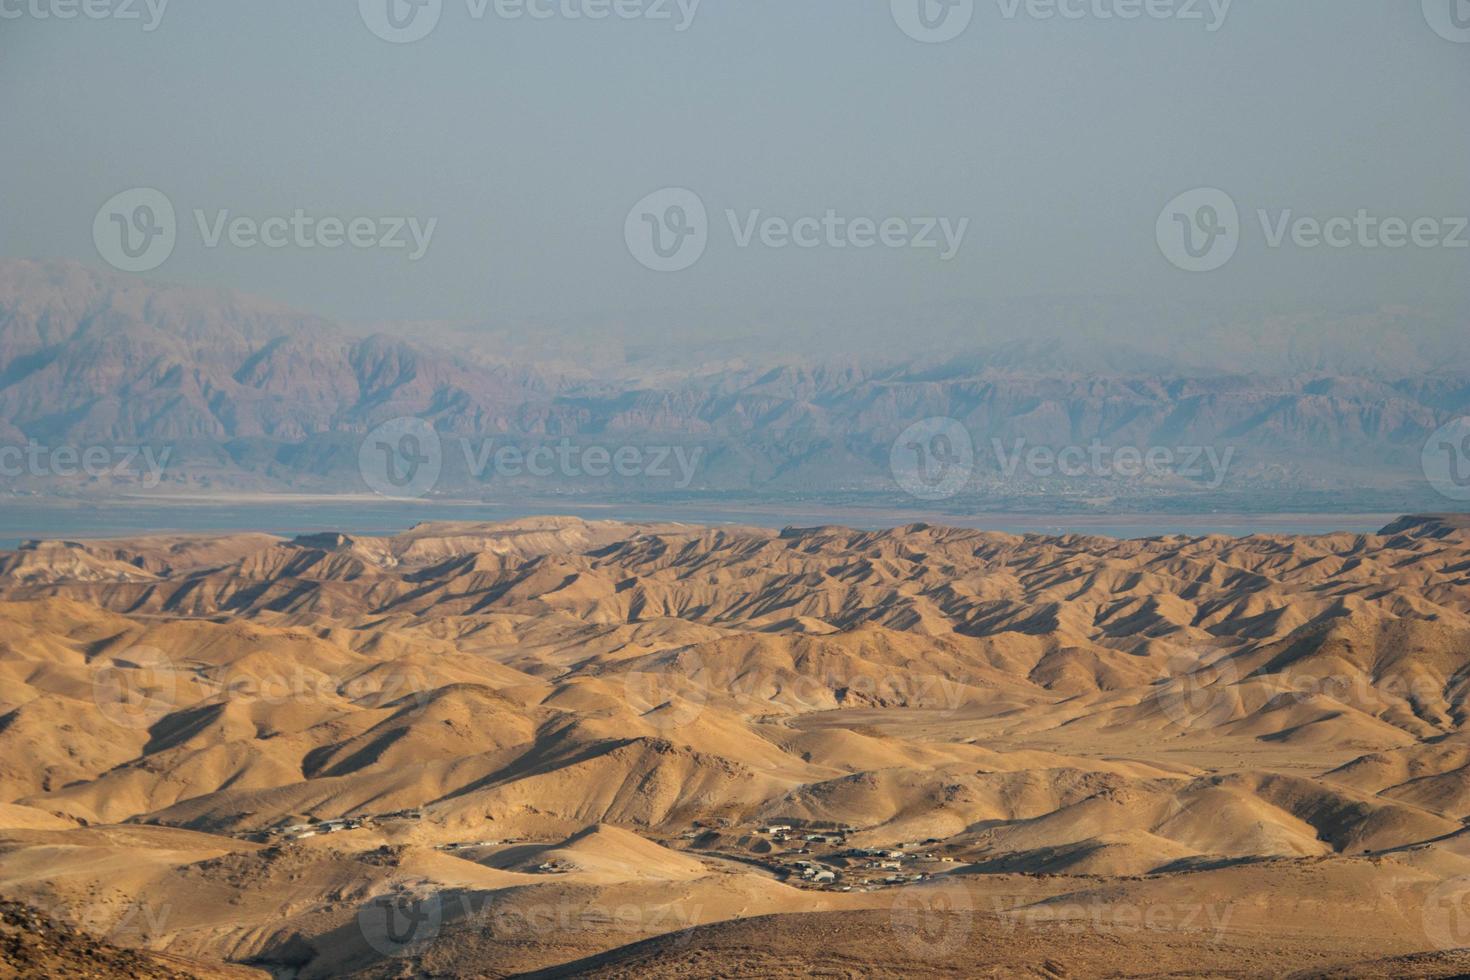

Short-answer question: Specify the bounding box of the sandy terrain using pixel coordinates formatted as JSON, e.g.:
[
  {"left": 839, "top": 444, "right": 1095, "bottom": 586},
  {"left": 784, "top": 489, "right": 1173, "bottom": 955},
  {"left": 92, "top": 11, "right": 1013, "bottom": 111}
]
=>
[{"left": 1, "top": 513, "right": 1469, "bottom": 977}]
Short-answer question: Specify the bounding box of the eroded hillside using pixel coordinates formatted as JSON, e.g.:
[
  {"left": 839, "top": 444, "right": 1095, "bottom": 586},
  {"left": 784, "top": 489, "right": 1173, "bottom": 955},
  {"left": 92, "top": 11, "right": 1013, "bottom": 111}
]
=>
[{"left": 1, "top": 515, "right": 1469, "bottom": 976}]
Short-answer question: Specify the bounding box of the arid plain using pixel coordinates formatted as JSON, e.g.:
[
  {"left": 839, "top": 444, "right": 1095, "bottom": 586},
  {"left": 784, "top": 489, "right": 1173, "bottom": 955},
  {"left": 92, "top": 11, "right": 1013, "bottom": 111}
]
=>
[{"left": 3, "top": 514, "right": 1470, "bottom": 977}]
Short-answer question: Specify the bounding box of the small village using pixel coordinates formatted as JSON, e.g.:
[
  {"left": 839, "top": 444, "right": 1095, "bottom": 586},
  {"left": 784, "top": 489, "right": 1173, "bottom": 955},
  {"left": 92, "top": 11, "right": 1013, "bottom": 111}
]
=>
[
  {"left": 232, "top": 810, "right": 964, "bottom": 893},
  {"left": 244, "top": 807, "right": 427, "bottom": 843},
  {"left": 668, "top": 819, "right": 964, "bottom": 893}
]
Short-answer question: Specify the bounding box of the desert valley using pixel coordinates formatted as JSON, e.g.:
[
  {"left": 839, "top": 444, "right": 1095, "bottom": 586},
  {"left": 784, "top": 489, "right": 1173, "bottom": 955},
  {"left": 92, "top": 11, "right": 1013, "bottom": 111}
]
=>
[
  {"left": 1, "top": 514, "right": 1469, "bottom": 976},
  {"left": 6, "top": 2, "right": 1467, "bottom": 976}
]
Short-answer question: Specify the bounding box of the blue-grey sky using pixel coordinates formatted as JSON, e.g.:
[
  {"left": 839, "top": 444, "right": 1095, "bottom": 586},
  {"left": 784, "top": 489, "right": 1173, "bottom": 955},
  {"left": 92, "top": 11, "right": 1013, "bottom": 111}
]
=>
[{"left": 1, "top": 0, "right": 1467, "bottom": 328}]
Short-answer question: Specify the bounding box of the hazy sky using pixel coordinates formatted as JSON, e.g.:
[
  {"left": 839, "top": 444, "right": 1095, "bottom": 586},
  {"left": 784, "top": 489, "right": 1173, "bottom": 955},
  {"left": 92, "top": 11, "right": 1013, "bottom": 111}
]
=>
[{"left": 2, "top": 0, "right": 1467, "bottom": 328}]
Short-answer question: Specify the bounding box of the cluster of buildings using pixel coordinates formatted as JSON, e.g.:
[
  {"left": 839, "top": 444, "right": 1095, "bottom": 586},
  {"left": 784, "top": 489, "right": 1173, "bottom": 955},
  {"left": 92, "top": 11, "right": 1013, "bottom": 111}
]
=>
[
  {"left": 672, "top": 819, "right": 967, "bottom": 894},
  {"left": 276, "top": 817, "right": 365, "bottom": 841},
  {"left": 748, "top": 824, "right": 957, "bottom": 891},
  {"left": 790, "top": 860, "right": 838, "bottom": 885},
  {"left": 756, "top": 823, "right": 848, "bottom": 846}
]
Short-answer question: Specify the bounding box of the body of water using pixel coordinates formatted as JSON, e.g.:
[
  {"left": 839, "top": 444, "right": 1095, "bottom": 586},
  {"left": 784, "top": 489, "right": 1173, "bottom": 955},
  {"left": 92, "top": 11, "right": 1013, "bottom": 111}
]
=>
[{"left": 0, "top": 497, "right": 1410, "bottom": 549}]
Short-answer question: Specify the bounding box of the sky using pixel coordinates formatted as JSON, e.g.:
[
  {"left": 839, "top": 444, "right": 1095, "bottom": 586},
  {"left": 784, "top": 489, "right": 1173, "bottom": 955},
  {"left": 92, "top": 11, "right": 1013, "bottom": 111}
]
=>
[{"left": 1, "top": 0, "right": 1467, "bottom": 334}]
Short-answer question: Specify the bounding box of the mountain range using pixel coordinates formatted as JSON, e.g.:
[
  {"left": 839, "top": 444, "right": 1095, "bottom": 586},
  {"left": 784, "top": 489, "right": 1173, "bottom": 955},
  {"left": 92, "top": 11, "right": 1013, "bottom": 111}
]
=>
[{"left": 0, "top": 259, "right": 1465, "bottom": 507}]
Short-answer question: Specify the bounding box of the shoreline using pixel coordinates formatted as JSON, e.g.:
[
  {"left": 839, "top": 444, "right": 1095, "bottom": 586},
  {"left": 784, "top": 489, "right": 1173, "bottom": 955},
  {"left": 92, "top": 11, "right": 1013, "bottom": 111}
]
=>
[{"left": 0, "top": 494, "right": 1427, "bottom": 548}]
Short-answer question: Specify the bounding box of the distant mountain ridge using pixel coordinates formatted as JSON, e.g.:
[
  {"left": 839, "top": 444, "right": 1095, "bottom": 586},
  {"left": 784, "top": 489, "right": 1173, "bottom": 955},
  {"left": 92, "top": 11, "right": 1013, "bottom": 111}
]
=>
[{"left": 0, "top": 259, "right": 1465, "bottom": 501}]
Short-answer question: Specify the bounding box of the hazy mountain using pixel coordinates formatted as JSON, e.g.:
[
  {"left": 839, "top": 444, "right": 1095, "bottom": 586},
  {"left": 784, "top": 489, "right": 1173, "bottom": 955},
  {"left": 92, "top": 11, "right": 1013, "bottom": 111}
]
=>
[{"left": 0, "top": 260, "right": 1464, "bottom": 503}]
